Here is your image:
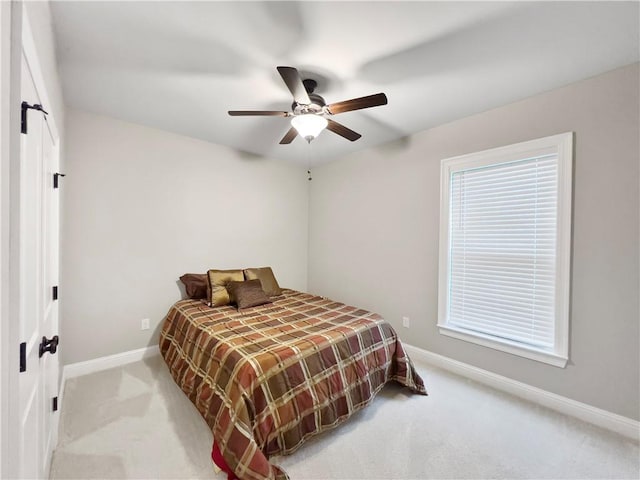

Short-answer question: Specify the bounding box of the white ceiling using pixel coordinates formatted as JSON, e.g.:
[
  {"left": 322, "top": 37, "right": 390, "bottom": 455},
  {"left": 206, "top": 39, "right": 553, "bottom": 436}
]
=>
[{"left": 51, "top": 1, "right": 639, "bottom": 165}]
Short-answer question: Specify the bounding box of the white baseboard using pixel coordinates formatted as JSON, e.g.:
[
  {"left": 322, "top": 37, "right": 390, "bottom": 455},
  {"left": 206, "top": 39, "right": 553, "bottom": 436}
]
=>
[
  {"left": 405, "top": 344, "right": 639, "bottom": 441},
  {"left": 63, "top": 345, "right": 160, "bottom": 380},
  {"left": 59, "top": 345, "right": 160, "bottom": 414}
]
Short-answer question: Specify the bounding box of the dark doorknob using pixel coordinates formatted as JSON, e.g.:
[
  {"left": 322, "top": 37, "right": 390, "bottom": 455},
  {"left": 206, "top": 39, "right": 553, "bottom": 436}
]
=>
[{"left": 39, "top": 335, "right": 59, "bottom": 358}]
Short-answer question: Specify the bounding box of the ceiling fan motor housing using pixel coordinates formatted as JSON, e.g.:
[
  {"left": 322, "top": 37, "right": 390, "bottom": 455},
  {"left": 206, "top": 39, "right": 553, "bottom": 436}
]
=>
[
  {"left": 292, "top": 96, "right": 325, "bottom": 115},
  {"left": 308, "top": 93, "right": 326, "bottom": 107},
  {"left": 292, "top": 79, "right": 326, "bottom": 114}
]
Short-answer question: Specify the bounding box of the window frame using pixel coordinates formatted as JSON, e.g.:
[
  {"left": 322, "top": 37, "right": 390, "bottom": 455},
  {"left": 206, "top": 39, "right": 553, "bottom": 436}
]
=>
[{"left": 437, "top": 132, "right": 573, "bottom": 368}]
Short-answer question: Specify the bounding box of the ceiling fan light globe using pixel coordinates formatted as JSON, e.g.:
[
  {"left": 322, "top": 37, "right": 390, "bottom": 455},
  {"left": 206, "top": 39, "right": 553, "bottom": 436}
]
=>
[{"left": 291, "top": 114, "right": 327, "bottom": 143}]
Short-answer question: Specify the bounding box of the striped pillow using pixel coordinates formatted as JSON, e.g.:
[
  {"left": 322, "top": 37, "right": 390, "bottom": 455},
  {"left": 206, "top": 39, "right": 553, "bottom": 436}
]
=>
[{"left": 227, "top": 279, "right": 272, "bottom": 309}]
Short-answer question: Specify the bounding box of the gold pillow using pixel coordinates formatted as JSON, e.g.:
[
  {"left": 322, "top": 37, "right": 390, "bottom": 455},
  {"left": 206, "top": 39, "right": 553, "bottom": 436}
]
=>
[
  {"left": 243, "top": 267, "right": 282, "bottom": 297},
  {"left": 207, "top": 269, "right": 244, "bottom": 307}
]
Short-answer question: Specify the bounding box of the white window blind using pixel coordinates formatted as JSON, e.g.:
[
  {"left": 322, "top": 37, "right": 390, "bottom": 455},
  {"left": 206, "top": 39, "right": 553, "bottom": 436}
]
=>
[
  {"left": 448, "top": 156, "right": 558, "bottom": 349},
  {"left": 438, "top": 132, "right": 572, "bottom": 367}
]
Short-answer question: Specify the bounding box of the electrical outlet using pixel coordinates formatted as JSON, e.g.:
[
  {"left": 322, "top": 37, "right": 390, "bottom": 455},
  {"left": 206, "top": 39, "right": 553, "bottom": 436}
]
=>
[
  {"left": 141, "top": 318, "right": 150, "bottom": 330},
  {"left": 402, "top": 316, "right": 410, "bottom": 328}
]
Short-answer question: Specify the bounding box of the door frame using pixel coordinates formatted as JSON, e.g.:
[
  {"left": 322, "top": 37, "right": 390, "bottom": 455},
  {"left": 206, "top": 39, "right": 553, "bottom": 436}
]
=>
[
  {"left": 0, "top": 1, "right": 23, "bottom": 478},
  {"left": 0, "top": 2, "right": 61, "bottom": 477}
]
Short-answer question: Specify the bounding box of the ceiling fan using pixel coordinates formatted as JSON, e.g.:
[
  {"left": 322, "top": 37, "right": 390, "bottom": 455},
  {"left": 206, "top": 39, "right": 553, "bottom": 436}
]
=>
[{"left": 228, "top": 66, "right": 388, "bottom": 144}]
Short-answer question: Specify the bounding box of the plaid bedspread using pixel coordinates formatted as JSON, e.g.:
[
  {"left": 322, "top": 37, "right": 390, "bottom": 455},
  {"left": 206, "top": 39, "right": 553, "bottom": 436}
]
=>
[{"left": 159, "top": 289, "right": 427, "bottom": 480}]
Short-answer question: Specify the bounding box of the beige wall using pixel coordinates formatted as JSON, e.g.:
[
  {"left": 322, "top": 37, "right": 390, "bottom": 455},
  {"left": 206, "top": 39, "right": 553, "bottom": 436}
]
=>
[
  {"left": 61, "top": 110, "right": 308, "bottom": 365},
  {"left": 308, "top": 64, "right": 640, "bottom": 420}
]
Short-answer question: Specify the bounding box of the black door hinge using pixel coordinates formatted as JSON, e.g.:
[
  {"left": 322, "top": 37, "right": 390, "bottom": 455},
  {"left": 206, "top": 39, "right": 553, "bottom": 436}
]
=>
[
  {"left": 19, "top": 342, "right": 26, "bottom": 372},
  {"left": 52, "top": 397, "right": 58, "bottom": 412},
  {"left": 53, "top": 173, "right": 66, "bottom": 189},
  {"left": 21, "top": 101, "right": 48, "bottom": 134},
  {"left": 52, "top": 285, "right": 58, "bottom": 300}
]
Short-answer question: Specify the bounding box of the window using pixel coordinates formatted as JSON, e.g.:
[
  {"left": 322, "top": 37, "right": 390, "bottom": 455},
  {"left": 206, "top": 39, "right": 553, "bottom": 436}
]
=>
[{"left": 438, "top": 133, "right": 573, "bottom": 367}]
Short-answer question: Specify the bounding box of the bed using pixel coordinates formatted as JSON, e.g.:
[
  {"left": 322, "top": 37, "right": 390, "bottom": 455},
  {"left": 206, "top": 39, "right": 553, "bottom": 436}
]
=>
[{"left": 159, "top": 288, "right": 427, "bottom": 480}]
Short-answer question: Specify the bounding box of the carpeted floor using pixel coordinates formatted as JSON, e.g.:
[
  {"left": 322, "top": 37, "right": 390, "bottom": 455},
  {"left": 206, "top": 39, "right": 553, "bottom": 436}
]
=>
[{"left": 50, "top": 354, "right": 639, "bottom": 480}]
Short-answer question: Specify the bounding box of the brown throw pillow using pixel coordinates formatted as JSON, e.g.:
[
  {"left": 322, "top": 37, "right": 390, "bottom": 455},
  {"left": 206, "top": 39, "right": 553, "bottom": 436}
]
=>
[
  {"left": 179, "top": 273, "right": 208, "bottom": 299},
  {"left": 243, "top": 267, "right": 282, "bottom": 296},
  {"left": 207, "top": 269, "right": 244, "bottom": 307},
  {"left": 227, "top": 279, "right": 272, "bottom": 309}
]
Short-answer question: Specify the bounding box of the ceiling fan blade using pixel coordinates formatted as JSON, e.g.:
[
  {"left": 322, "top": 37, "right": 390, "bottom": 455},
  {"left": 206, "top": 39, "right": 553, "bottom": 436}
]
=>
[
  {"left": 326, "top": 119, "right": 362, "bottom": 142},
  {"left": 279, "top": 127, "right": 298, "bottom": 144},
  {"left": 277, "top": 66, "right": 311, "bottom": 105},
  {"left": 228, "top": 110, "right": 289, "bottom": 116},
  {"left": 326, "top": 93, "right": 388, "bottom": 115}
]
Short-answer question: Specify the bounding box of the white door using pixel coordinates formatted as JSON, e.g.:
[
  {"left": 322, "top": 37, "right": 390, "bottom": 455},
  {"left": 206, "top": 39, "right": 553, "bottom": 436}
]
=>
[
  {"left": 39, "top": 101, "right": 60, "bottom": 477},
  {"left": 17, "top": 22, "right": 60, "bottom": 478}
]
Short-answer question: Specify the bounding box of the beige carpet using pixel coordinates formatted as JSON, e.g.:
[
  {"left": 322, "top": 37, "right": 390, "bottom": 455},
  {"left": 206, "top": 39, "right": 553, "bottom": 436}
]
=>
[{"left": 50, "top": 354, "right": 639, "bottom": 480}]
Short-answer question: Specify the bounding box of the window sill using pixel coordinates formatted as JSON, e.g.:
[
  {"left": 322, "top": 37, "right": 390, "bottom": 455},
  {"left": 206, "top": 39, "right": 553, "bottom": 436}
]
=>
[{"left": 438, "top": 324, "right": 568, "bottom": 368}]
